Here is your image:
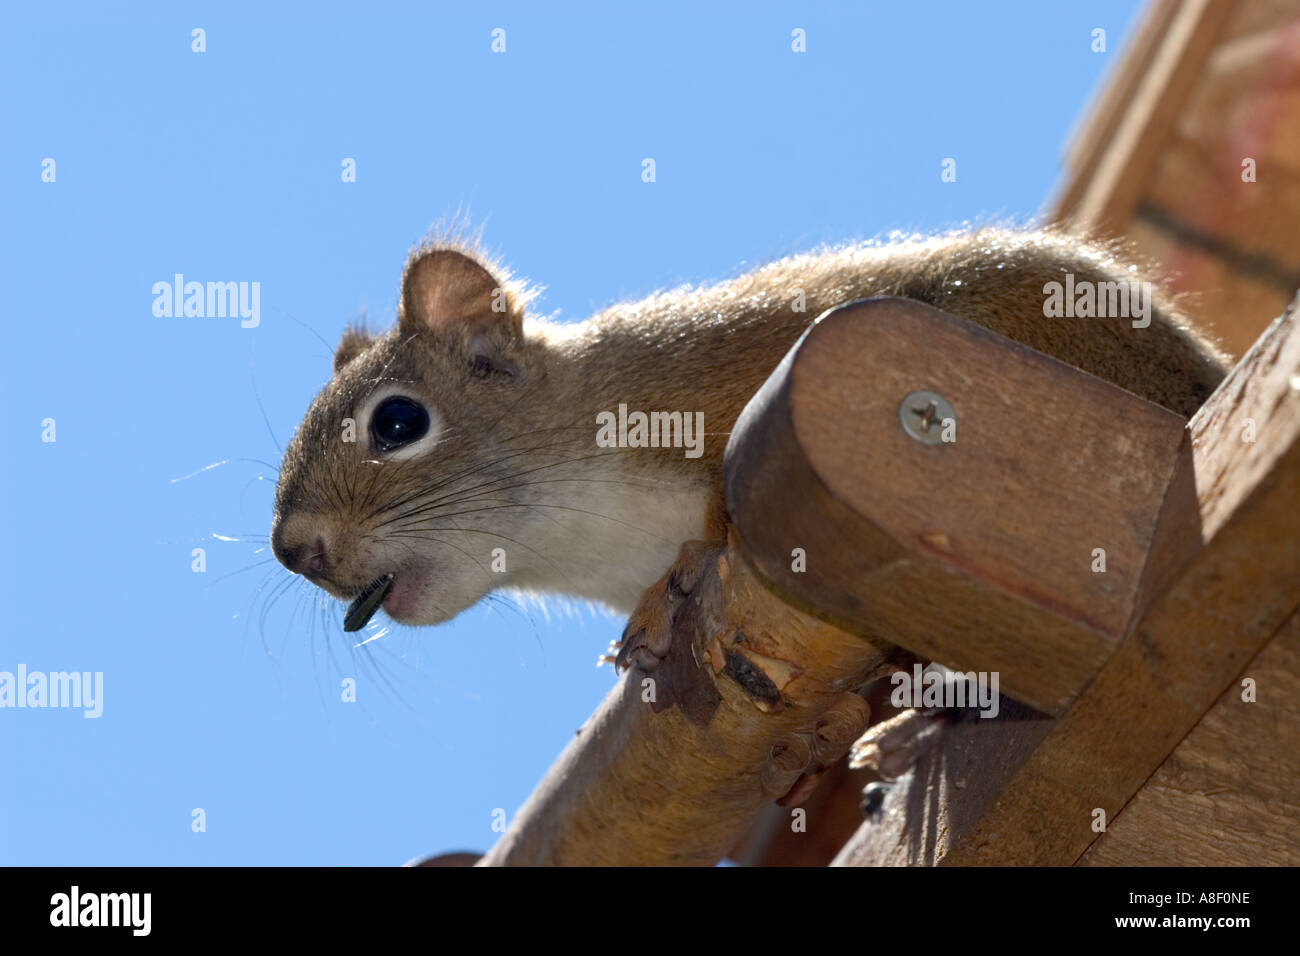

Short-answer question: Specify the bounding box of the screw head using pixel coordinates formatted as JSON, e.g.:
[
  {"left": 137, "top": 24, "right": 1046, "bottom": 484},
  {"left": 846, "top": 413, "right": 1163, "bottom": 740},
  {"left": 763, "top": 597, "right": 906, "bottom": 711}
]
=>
[{"left": 899, "top": 390, "right": 956, "bottom": 445}]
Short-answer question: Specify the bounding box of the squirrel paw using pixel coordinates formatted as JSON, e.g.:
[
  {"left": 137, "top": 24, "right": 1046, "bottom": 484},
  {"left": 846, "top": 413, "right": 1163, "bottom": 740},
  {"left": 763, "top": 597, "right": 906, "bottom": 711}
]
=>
[
  {"left": 613, "top": 540, "right": 715, "bottom": 673},
  {"left": 848, "top": 707, "right": 949, "bottom": 780}
]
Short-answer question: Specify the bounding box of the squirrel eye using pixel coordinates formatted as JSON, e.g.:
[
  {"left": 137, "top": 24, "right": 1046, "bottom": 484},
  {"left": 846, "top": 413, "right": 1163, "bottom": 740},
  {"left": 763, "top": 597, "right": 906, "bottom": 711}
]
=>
[{"left": 370, "top": 396, "right": 430, "bottom": 451}]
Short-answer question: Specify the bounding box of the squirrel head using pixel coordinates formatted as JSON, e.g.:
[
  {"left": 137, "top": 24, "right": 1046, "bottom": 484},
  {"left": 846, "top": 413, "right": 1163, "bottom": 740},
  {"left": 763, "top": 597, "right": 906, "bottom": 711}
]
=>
[{"left": 269, "top": 239, "right": 558, "bottom": 627}]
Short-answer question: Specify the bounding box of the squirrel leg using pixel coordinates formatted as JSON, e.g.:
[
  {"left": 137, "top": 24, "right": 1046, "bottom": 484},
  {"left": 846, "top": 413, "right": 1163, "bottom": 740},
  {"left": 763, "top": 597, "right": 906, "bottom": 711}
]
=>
[
  {"left": 850, "top": 701, "right": 955, "bottom": 780},
  {"left": 611, "top": 539, "right": 718, "bottom": 673}
]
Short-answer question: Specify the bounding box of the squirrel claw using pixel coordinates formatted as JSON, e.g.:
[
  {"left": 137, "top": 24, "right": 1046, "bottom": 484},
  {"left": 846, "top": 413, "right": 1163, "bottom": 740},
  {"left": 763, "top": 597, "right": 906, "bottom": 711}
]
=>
[
  {"left": 849, "top": 707, "right": 949, "bottom": 780},
  {"left": 614, "top": 624, "right": 665, "bottom": 673},
  {"left": 613, "top": 540, "right": 714, "bottom": 674}
]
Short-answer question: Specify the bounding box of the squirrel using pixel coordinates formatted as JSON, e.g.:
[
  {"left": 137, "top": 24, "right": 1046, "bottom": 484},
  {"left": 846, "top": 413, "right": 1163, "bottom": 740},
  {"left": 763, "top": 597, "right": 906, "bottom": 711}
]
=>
[{"left": 270, "top": 228, "right": 1228, "bottom": 665}]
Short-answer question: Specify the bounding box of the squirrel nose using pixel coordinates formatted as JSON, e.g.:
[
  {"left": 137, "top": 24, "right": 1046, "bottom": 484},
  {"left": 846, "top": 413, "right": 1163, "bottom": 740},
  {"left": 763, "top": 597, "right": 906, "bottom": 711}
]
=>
[{"left": 272, "top": 527, "right": 331, "bottom": 581}]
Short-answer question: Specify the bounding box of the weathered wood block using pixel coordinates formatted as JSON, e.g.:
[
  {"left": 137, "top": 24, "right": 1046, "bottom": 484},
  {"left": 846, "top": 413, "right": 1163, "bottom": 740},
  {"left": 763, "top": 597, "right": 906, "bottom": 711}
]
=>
[
  {"left": 836, "top": 292, "right": 1300, "bottom": 866},
  {"left": 726, "top": 295, "right": 1191, "bottom": 716}
]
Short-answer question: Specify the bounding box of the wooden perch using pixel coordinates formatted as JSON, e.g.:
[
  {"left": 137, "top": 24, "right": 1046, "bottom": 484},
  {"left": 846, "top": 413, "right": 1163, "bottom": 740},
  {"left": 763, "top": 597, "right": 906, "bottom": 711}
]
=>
[{"left": 478, "top": 534, "right": 896, "bottom": 866}]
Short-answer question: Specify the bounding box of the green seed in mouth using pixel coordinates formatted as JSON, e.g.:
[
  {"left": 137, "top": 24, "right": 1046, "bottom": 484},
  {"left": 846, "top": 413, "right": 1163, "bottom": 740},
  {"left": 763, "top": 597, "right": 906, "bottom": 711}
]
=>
[{"left": 343, "top": 573, "right": 394, "bottom": 632}]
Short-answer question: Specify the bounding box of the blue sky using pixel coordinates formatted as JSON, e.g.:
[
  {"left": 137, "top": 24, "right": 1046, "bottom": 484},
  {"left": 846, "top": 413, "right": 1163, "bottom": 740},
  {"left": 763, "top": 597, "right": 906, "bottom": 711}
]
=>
[{"left": 0, "top": 1, "right": 1141, "bottom": 864}]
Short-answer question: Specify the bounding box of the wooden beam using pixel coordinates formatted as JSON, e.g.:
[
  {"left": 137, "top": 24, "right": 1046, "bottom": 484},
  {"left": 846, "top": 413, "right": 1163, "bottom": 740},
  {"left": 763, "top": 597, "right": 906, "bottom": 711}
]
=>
[
  {"left": 1050, "top": 0, "right": 1237, "bottom": 234},
  {"left": 833, "top": 293, "right": 1300, "bottom": 867},
  {"left": 726, "top": 296, "right": 1188, "bottom": 716},
  {"left": 1057, "top": 0, "right": 1183, "bottom": 186},
  {"left": 728, "top": 756, "right": 879, "bottom": 866},
  {"left": 1077, "top": 608, "right": 1300, "bottom": 866},
  {"left": 830, "top": 697, "right": 1054, "bottom": 866},
  {"left": 477, "top": 535, "right": 896, "bottom": 866}
]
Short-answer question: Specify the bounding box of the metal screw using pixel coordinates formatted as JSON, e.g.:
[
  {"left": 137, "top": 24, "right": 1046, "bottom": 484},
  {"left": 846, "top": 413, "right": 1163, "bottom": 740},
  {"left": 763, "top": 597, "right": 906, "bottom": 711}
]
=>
[{"left": 899, "top": 390, "right": 956, "bottom": 445}]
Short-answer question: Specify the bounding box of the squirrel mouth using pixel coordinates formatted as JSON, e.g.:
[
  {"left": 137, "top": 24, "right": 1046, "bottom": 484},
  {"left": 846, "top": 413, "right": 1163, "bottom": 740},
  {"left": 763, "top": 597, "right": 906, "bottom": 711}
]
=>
[{"left": 343, "top": 573, "right": 395, "bottom": 632}]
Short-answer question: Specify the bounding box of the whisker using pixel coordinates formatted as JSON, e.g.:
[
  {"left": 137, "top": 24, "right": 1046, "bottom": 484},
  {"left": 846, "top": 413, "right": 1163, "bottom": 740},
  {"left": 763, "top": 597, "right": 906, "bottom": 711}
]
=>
[
  {"left": 171, "top": 457, "right": 281, "bottom": 482},
  {"left": 248, "top": 348, "right": 284, "bottom": 455},
  {"left": 207, "top": 556, "right": 278, "bottom": 586},
  {"left": 373, "top": 448, "right": 635, "bottom": 529}
]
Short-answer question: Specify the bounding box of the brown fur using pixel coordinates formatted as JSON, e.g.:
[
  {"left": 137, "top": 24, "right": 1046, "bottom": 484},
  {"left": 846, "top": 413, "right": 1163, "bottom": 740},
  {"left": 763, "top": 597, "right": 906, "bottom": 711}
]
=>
[{"left": 271, "top": 228, "right": 1228, "bottom": 627}]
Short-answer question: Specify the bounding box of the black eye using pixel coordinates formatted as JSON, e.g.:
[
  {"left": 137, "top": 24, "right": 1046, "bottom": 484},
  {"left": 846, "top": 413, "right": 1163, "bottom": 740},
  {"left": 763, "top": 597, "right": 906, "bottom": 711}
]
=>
[{"left": 370, "top": 396, "right": 430, "bottom": 451}]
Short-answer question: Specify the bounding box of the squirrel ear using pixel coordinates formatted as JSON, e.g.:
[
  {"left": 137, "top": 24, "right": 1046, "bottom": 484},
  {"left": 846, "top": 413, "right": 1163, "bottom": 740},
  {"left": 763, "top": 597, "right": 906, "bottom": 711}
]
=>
[
  {"left": 399, "top": 247, "right": 523, "bottom": 342},
  {"left": 333, "top": 326, "right": 375, "bottom": 373}
]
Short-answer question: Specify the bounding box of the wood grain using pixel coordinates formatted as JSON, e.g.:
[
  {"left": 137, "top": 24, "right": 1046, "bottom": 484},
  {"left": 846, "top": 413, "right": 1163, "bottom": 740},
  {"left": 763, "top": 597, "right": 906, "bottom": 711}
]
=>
[
  {"left": 1051, "top": 0, "right": 1237, "bottom": 234},
  {"left": 941, "top": 294, "right": 1300, "bottom": 865},
  {"left": 831, "top": 697, "right": 1055, "bottom": 866},
  {"left": 1078, "top": 609, "right": 1300, "bottom": 866},
  {"left": 477, "top": 534, "right": 895, "bottom": 866},
  {"left": 726, "top": 296, "right": 1189, "bottom": 716}
]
